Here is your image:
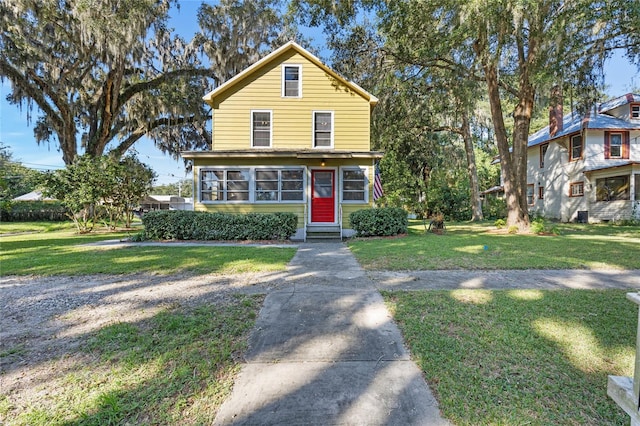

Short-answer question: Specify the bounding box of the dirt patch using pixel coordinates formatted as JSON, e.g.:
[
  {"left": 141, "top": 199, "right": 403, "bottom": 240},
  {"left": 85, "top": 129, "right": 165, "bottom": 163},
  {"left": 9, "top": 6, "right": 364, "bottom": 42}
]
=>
[{"left": 0, "top": 271, "right": 289, "bottom": 418}]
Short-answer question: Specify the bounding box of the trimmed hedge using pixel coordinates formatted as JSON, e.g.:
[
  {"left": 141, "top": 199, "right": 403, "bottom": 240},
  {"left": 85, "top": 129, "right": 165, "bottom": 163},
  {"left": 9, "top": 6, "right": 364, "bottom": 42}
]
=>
[
  {"left": 0, "top": 201, "right": 69, "bottom": 222},
  {"left": 141, "top": 210, "right": 298, "bottom": 241},
  {"left": 349, "top": 207, "right": 408, "bottom": 237}
]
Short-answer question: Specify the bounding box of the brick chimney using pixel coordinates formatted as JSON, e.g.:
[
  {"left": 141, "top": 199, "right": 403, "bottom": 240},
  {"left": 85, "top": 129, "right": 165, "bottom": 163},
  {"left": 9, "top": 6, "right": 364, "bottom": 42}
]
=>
[{"left": 549, "top": 85, "right": 563, "bottom": 137}]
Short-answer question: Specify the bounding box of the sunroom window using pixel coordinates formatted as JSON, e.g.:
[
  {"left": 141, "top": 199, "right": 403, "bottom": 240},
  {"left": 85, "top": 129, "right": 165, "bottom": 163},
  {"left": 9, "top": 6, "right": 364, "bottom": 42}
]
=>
[
  {"left": 200, "top": 169, "right": 249, "bottom": 202},
  {"left": 342, "top": 168, "right": 367, "bottom": 201},
  {"left": 596, "top": 175, "right": 630, "bottom": 201},
  {"left": 255, "top": 169, "right": 304, "bottom": 202}
]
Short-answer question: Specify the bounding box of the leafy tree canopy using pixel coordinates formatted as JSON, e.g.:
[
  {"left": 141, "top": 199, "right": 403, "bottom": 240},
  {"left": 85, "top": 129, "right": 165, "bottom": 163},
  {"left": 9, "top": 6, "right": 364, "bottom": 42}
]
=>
[
  {"left": 0, "top": 143, "right": 44, "bottom": 201},
  {"left": 294, "top": 0, "right": 640, "bottom": 228},
  {"left": 0, "top": 0, "right": 293, "bottom": 165}
]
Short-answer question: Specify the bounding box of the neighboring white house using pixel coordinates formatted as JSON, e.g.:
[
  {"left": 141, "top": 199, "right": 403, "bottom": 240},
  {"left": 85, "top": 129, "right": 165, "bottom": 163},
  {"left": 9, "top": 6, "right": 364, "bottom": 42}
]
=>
[
  {"left": 526, "top": 93, "right": 640, "bottom": 223},
  {"left": 11, "top": 190, "right": 55, "bottom": 201}
]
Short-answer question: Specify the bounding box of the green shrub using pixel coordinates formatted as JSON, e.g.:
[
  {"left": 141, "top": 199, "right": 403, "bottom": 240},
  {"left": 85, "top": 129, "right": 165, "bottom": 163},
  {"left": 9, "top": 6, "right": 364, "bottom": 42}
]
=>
[
  {"left": 141, "top": 210, "right": 297, "bottom": 241},
  {"left": 530, "top": 218, "right": 545, "bottom": 234},
  {"left": 508, "top": 225, "right": 519, "bottom": 234},
  {"left": 484, "top": 196, "right": 507, "bottom": 220},
  {"left": 349, "top": 207, "right": 408, "bottom": 237},
  {"left": 0, "top": 201, "right": 69, "bottom": 222},
  {"left": 494, "top": 218, "right": 506, "bottom": 229}
]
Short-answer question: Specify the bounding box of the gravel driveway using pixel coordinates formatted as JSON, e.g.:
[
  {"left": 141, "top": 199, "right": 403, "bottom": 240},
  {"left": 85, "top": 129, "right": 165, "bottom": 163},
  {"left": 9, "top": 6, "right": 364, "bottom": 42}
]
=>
[{"left": 0, "top": 271, "right": 289, "bottom": 415}]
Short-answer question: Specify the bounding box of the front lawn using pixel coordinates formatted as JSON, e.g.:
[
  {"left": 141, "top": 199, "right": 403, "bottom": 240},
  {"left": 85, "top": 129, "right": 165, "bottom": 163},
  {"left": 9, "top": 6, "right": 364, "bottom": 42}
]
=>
[
  {"left": 384, "top": 289, "right": 636, "bottom": 425},
  {"left": 348, "top": 221, "right": 640, "bottom": 270},
  {"left": 0, "top": 226, "right": 296, "bottom": 276},
  {"left": 3, "top": 295, "right": 262, "bottom": 425}
]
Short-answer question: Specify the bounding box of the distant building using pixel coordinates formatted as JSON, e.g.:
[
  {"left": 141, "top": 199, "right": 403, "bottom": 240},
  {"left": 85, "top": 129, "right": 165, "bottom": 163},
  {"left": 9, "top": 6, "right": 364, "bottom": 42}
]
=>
[
  {"left": 11, "top": 191, "right": 55, "bottom": 201},
  {"left": 139, "top": 195, "right": 193, "bottom": 212},
  {"left": 526, "top": 93, "right": 640, "bottom": 222}
]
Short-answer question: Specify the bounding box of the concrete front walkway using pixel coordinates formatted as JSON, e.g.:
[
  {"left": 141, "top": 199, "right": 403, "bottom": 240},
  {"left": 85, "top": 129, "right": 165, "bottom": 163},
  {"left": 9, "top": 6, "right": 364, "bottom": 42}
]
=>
[{"left": 213, "top": 242, "right": 451, "bottom": 425}]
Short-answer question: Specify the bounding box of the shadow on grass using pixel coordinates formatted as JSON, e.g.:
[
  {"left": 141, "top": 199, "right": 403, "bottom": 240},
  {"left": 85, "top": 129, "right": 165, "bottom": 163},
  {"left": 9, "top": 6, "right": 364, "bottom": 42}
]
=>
[
  {"left": 384, "top": 289, "right": 636, "bottom": 425},
  {"left": 349, "top": 222, "right": 640, "bottom": 271},
  {"left": 12, "top": 296, "right": 263, "bottom": 425},
  {"left": 2, "top": 241, "right": 296, "bottom": 276}
]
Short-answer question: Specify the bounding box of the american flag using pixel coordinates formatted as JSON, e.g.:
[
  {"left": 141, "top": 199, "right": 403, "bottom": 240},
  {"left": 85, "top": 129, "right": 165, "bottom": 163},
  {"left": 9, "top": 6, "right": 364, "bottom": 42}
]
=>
[{"left": 373, "top": 162, "right": 384, "bottom": 201}]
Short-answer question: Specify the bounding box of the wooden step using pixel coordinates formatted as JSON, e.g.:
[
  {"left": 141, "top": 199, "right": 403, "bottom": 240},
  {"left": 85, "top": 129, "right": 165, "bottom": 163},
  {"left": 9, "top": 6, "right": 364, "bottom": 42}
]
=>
[{"left": 306, "top": 225, "right": 342, "bottom": 240}]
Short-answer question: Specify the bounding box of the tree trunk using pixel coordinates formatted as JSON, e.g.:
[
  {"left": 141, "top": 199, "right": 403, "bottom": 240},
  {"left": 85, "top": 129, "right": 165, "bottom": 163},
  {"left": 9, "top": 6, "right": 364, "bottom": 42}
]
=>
[
  {"left": 483, "top": 61, "right": 529, "bottom": 229},
  {"left": 461, "top": 111, "right": 483, "bottom": 221},
  {"left": 511, "top": 84, "right": 535, "bottom": 229}
]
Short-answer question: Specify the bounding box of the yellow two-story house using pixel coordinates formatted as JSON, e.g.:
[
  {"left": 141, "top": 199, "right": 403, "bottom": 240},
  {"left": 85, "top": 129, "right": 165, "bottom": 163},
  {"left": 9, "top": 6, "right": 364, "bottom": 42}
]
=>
[{"left": 182, "top": 41, "right": 382, "bottom": 240}]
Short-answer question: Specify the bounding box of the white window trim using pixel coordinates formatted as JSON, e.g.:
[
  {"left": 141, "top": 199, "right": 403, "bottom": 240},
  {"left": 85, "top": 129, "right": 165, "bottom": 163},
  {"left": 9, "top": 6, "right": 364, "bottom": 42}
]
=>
[
  {"left": 281, "top": 64, "right": 302, "bottom": 98},
  {"left": 250, "top": 110, "right": 273, "bottom": 148},
  {"left": 199, "top": 166, "right": 306, "bottom": 204},
  {"left": 340, "top": 166, "right": 369, "bottom": 203},
  {"left": 569, "top": 181, "right": 584, "bottom": 197},
  {"left": 312, "top": 110, "right": 334, "bottom": 149},
  {"left": 254, "top": 167, "right": 306, "bottom": 204},
  {"left": 199, "top": 168, "right": 251, "bottom": 204},
  {"left": 609, "top": 132, "right": 623, "bottom": 158}
]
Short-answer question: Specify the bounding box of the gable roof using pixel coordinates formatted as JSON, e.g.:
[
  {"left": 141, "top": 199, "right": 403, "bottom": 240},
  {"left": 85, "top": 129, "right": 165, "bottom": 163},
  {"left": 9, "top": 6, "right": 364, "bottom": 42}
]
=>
[
  {"left": 528, "top": 93, "right": 640, "bottom": 147},
  {"left": 598, "top": 93, "right": 640, "bottom": 114},
  {"left": 202, "top": 41, "right": 378, "bottom": 108}
]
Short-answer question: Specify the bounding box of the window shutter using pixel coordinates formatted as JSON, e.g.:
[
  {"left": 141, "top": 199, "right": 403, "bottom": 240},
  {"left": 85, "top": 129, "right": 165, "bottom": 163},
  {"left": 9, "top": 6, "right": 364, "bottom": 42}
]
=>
[
  {"left": 604, "top": 131, "right": 610, "bottom": 159},
  {"left": 623, "top": 132, "right": 630, "bottom": 159}
]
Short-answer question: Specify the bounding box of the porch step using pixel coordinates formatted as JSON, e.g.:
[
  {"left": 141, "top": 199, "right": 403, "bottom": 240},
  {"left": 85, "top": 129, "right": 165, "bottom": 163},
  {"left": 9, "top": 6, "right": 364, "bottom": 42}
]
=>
[{"left": 306, "top": 225, "right": 342, "bottom": 240}]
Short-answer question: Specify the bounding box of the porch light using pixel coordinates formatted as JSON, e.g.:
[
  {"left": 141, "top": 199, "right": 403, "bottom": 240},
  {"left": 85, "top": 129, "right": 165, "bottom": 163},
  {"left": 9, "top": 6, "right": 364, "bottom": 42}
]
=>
[{"left": 321, "top": 159, "right": 326, "bottom": 167}]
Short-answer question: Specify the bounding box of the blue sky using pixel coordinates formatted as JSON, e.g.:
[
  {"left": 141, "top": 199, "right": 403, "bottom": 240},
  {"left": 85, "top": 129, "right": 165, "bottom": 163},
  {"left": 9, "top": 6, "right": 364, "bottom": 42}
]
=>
[{"left": 1, "top": 2, "right": 638, "bottom": 185}]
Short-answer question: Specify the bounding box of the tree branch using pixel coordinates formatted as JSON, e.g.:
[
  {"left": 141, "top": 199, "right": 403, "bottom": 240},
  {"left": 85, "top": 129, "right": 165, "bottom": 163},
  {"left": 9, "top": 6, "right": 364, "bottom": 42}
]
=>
[
  {"left": 0, "top": 59, "right": 64, "bottom": 129},
  {"left": 118, "top": 67, "right": 212, "bottom": 106}
]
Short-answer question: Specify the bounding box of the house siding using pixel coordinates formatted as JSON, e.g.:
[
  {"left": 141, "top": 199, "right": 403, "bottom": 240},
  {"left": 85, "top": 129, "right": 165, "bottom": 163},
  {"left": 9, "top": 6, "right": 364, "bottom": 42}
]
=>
[
  {"left": 527, "top": 126, "right": 640, "bottom": 222},
  {"left": 211, "top": 51, "right": 371, "bottom": 151}
]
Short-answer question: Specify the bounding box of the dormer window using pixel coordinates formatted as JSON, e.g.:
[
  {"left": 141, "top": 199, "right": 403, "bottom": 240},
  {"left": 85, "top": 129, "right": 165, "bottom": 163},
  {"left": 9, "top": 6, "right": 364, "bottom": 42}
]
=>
[
  {"left": 631, "top": 104, "right": 640, "bottom": 119},
  {"left": 282, "top": 65, "right": 301, "bottom": 97}
]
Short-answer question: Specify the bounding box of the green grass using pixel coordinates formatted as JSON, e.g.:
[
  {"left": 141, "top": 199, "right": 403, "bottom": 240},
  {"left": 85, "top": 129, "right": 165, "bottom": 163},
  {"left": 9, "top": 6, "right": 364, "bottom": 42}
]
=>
[
  {"left": 1, "top": 227, "right": 295, "bottom": 276},
  {"left": 384, "top": 289, "right": 635, "bottom": 425},
  {"left": 6, "top": 295, "right": 263, "bottom": 425},
  {"left": 348, "top": 221, "right": 640, "bottom": 270},
  {"left": 0, "top": 221, "right": 77, "bottom": 234}
]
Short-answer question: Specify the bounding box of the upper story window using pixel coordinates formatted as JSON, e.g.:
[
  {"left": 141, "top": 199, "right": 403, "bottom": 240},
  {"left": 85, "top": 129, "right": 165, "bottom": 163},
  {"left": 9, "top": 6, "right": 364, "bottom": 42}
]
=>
[
  {"left": 609, "top": 133, "right": 623, "bottom": 158},
  {"left": 251, "top": 110, "right": 272, "bottom": 148},
  {"left": 313, "top": 111, "right": 333, "bottom": 148},
  {"left": 605, "top": 131, "right": 629, "bottom": 159},
  {"left": 200, "top": 169, "right": 250, "bottom": 202},
  {"left": 540, "top": 143, "right": 549, "bottom": 168},
  {"left": 631, "top": 103, "right": 640, "bottom": 119},
  {"left": 570, "top": 134, "right": 583, "bottom": 161},
  {"left": 282, "top": 65, "right": 301, "bottom": 98}
]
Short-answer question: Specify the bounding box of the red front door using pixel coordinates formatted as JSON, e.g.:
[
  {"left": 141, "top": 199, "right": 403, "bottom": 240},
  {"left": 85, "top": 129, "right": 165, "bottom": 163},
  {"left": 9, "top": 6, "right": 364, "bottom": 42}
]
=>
[{"left": 311, "top": 170, "right": 335, "bottom": 222}]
